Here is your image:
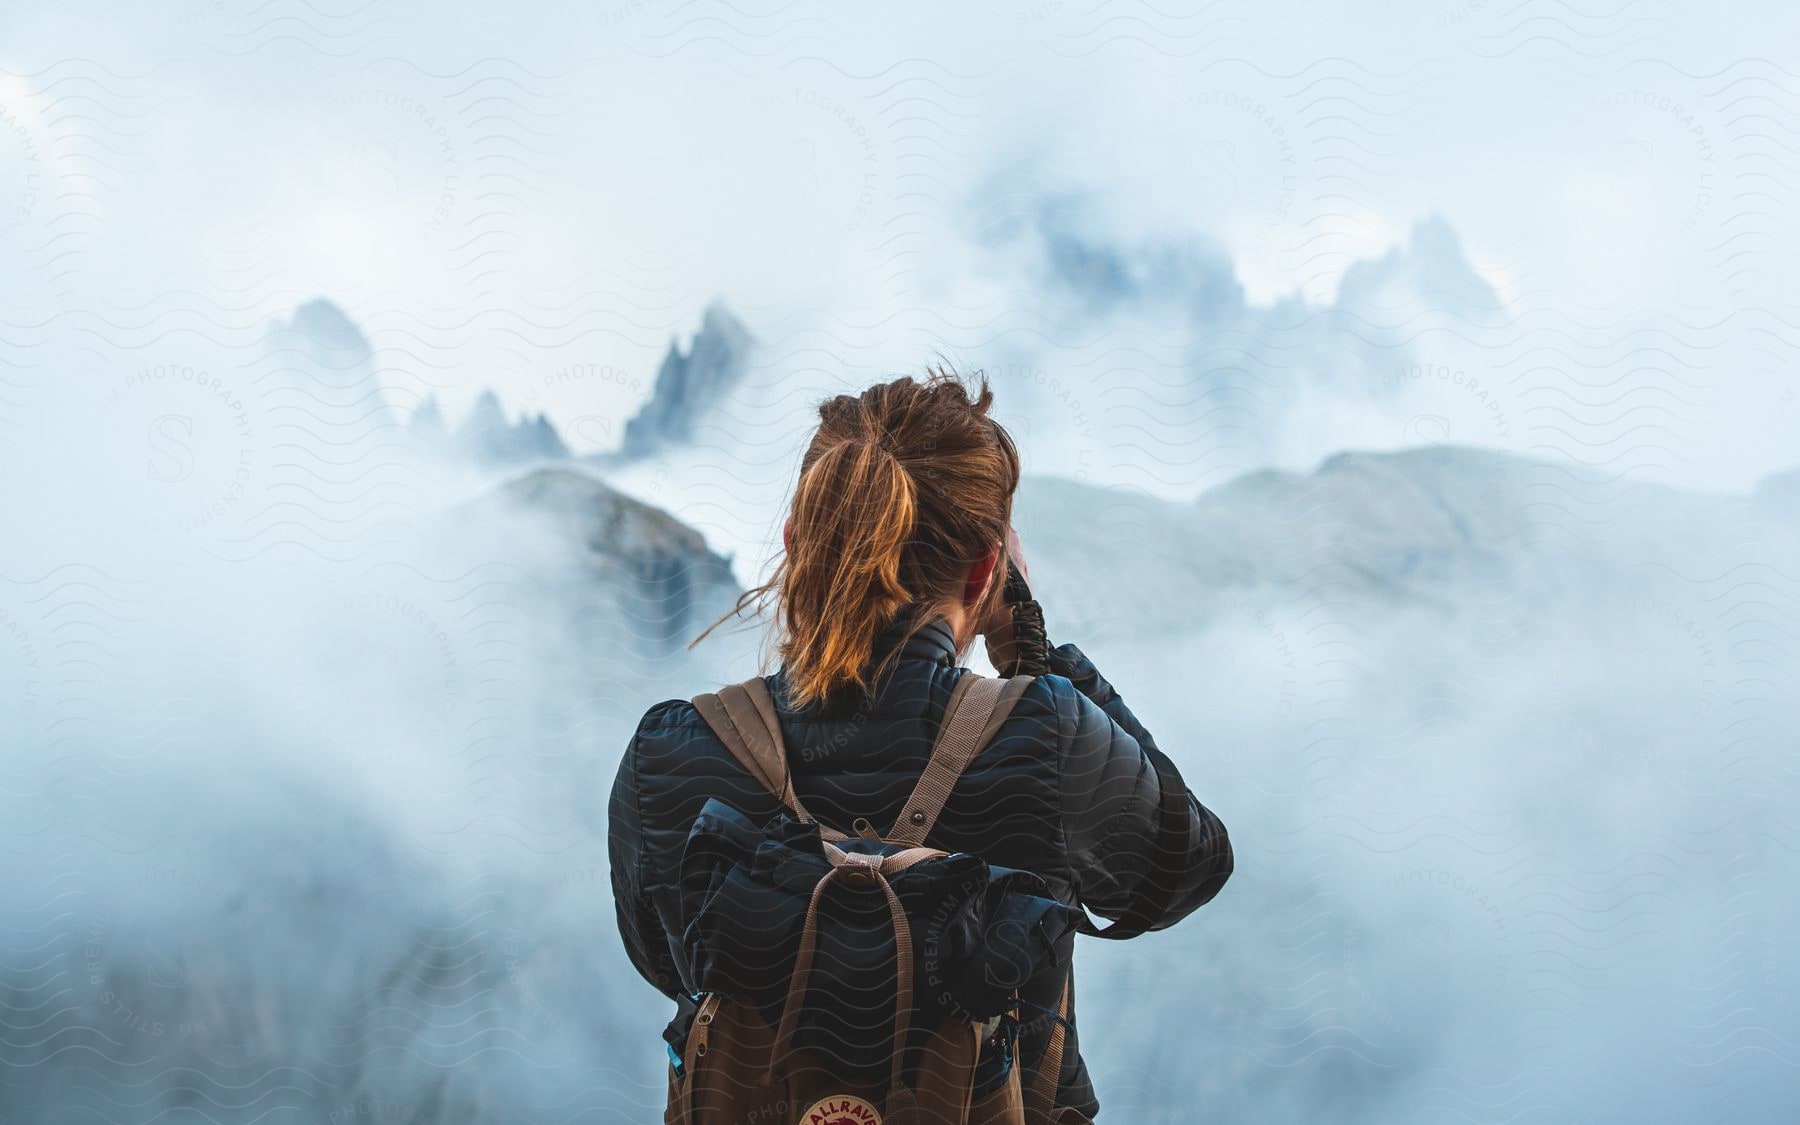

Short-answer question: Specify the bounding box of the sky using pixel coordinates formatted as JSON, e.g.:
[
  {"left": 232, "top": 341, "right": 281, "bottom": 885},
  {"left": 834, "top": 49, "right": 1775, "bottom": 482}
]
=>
[{"left": 3, "top": 0, "right": 1797, "bottom": 509}]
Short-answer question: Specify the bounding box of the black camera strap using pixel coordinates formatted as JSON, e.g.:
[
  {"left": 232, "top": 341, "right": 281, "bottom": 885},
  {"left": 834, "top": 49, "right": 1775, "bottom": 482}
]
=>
[{"left": 998, "top": 562, "right": 1050, "bottom": 677}]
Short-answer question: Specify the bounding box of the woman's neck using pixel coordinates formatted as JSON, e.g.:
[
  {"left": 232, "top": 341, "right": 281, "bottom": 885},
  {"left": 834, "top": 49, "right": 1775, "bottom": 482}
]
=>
[{"left": 939, "top": 601, "right": 974, "bottom": 655}]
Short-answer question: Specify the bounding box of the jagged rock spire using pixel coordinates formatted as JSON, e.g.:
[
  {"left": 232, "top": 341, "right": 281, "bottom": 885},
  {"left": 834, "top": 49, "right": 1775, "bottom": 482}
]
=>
[{"left": 616, "top": 300, "right": 754, "bottom": 460}]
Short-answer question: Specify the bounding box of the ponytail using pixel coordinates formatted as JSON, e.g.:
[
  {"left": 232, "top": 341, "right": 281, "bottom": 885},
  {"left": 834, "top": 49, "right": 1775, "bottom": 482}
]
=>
[
  {"left": 779, "top": 438, "right": 918, "bottom": 708},
  {"left": 691, "top": 366, "right": 1021, "bottom": 711}
]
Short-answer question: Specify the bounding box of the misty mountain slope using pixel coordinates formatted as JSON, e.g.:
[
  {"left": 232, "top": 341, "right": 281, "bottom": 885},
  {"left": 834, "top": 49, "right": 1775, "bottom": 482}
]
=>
[
  {"left": 1012, "top": 445, "right": 1792, "bottom": 643},
  {"left": 468, "top": 465, "right": 739, "bottom": 584},
  {"left": 1093, "top": 587, "right": 1797, "bottom": 1115},
  {"left": 5, "top": 740, "right": 660, "bottom": 1123},
  {"left": 1017, "top": 552, "right": 1799, "bottom": 1125},
  {"left": 0, "top": 447, "right": 765, "bottom": 1123},
  {"left": 999, "top": 447, "right": 1800, "bottom": 1125},
  {"left": 447, "top": 466, "right": 741, "bottom": 660}
]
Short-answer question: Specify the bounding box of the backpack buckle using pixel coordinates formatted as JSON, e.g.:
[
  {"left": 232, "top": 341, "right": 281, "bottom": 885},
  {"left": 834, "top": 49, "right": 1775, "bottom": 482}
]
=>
[{"left": 836, "top": 850, "right": 882, "bottom": 884}]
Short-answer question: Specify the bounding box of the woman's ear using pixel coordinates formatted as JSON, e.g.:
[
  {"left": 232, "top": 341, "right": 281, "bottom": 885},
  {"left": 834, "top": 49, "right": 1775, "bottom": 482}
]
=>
[{"left": 963, "top": 542, "right": 1000, "bottom": 606}]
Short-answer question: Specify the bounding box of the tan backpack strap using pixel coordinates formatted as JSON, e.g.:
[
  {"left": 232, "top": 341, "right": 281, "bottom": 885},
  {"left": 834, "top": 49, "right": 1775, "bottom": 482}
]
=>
[
  {"left": 1026, "top": 971, "right": 1073, "bottom": 1121},
  {"left": 885, "top": 673, "right": 1035, "bottom": 846},
  {"left": 768, "top": 858, "right": 917, "bottom": 1098},
  {"left": 692, "top": 676, "right": 847, "bottom": 842}
]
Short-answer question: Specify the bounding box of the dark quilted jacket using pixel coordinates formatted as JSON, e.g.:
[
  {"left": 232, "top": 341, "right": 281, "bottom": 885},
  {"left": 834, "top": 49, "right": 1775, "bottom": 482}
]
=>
[{"left": 608, "top": 612, "right": 1234, "bottom": 1118}]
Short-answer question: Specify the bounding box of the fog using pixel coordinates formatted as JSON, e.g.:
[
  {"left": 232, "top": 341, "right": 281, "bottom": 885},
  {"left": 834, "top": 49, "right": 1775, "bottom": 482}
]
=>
[
  {"left": 5, "top": 343, "right": 1796, "bottom": 1120},
  {"left": 5, "top": 2, "right": 1799, "bottom": 1121}
]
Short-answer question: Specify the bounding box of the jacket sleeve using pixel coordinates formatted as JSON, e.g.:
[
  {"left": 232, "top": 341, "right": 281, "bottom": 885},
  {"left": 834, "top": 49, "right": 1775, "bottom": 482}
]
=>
[
  {"left": 1048, "top": 639, "right": 1233, "bottom": 931},
  {"left": 607, "top": 714, "right": 687, "bottom": 1000}
]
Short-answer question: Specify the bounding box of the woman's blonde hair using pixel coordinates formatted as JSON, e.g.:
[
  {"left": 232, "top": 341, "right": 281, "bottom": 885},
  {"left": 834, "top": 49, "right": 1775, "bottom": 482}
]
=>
[{"left": 692, "top": 366, "right": 1021, "bottom": 709}]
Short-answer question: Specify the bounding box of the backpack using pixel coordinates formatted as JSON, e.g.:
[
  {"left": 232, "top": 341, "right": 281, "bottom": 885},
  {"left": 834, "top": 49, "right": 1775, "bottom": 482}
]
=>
[{"left": 662, "top": 670, "right": 1092, "bottom": 1125}]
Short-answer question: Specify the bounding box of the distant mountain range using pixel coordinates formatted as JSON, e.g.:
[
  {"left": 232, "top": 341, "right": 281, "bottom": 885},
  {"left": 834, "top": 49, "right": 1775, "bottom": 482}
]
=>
[
  {"left": 1012, "top": 445, "right": 1800, "bottom": 640},
  {"left": 264, "top": 295, "right": 1800, "bottom": 654},
  {"left": 256, "top": 294, "right": 754, "bottom": 471},
  {"left": 407, "top": 388, "right": 572, "bottom": 466},
  {"left": 465, "top": 435, "right": 1800, "bottom": 667},
  {"left": 401, "top": 299, "right": 753, "bottom": 470}
]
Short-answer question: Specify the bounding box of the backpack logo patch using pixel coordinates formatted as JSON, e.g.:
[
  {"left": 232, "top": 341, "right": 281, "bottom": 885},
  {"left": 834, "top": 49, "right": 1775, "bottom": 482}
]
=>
[{"left": 797, "top": 1094, "right": 882, "bottom": 1125}]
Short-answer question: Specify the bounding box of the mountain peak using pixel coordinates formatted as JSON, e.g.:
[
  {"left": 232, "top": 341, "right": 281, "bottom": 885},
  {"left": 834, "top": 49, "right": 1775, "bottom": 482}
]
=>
[
  {"left": 409, "top": 394, "right": 446, "bottom": 439},
  {"left": 270, "top": 298, "right": 374, "bottom": 373},
  {"left": 615, "top": 301, "right": 755, "bottom": 461},
  {"left": 1333, "top": 215, "right": 1502, "bottom": 317},
  {"left": 451, "top": 391, "right": 568, "bottom": 465}
]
